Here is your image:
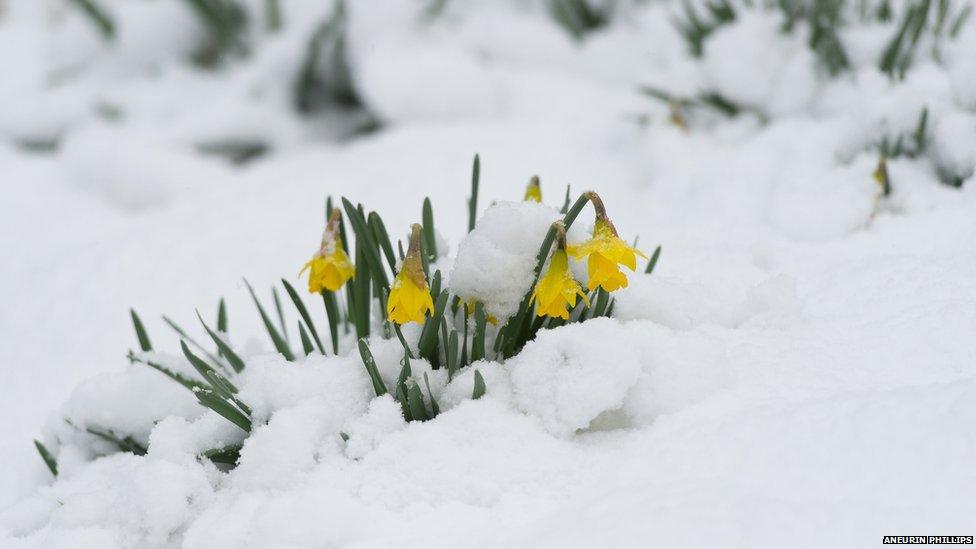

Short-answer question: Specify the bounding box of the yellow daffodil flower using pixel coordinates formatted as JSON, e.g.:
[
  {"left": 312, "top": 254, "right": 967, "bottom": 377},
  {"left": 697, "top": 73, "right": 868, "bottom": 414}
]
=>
[
  {"left": 387, "top": 224, "right": 435, "bottom": 324},
  {"left": 568, "top": 192, "right": 646, "bottom": 292},
  {"left": 873, "top": 155, "right": 890, "bottom": 196},
  {"left": 301, "top": 210, "right": 355, "bottom": 293},
  {"left": 532, "top": 222, "right": 588, "bottom": 319},
  {"left": 667, "top": 99, "right": 689, "bottom": 132},
  {"left": 464, "top": 299, "right": 499, "bottom": 325},
  {"left": 524, "top": 175, "right": 542, "bottom": 203}
]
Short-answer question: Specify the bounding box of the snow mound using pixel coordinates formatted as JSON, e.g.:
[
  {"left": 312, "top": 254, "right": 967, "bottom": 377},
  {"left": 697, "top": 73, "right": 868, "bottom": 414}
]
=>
[
  {"left": 509, "top": 318, "right": 646, "bottom": 436},
  {"left": 702, "top": 11, "right": 818, "bottom": 117},
  {"left": 450, "top": 200, "right": 561, "bottom": 321}
]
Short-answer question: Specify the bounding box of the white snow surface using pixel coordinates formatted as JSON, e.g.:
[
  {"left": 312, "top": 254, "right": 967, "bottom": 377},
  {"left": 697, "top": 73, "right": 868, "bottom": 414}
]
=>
[{"left": 2, "top": 0, "right": 976, "bottom": 547}]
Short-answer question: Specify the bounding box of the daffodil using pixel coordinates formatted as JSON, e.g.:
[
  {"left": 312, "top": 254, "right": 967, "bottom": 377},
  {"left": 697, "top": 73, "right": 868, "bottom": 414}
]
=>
[
  {"left": 301, "top": 209, "right": 355, "bottom": 293},
  {"left": 568, "top": 192, "right": 646, "bottom": 292},
  {"left": 387, "top": 224, "right": 435, "bottom": 324},
  {"left": 532, "top": 221, "right": 588, "bottom": 319},
  {"left": 464, "top": 299, "right": 499, "bottom": 325},
  {"left": 668, "top": 99, "right": 689, "bottom": 131},
  {"left": 524, "top": 175, "right": 542, "bottom": 203},
  {"left": 873, "top": 155, "right": 890, "bottom": 196}
]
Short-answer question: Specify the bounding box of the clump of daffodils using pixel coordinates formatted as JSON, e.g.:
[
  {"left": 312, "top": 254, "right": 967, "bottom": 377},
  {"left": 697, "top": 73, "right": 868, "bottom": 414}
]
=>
[
  {"left": 49, "top": 157, "right": 661, "bottom": 480},
  {"left": 532, "top": 221, "right": 588, "bottom": 319},
  {"left": 387, "top": 224, "right": 435, "bottom": 324},
  {"left": 301, "top": 209, "right": 355, "bottom": 293},
  {"left": 569, "top": 192, "right": 645, "bottom": 292}
]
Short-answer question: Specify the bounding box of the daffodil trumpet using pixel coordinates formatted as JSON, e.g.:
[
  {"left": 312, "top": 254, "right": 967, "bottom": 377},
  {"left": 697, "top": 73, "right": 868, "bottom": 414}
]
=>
[
  {"left": 301, "top": 209, "right": 356, "bottom": 293},
  {"left": 532, "top": 221, "right": 589, "bottom": 320},
  {"left": 568, "top": 191, "right": 646, "bottom": 293},
  {"left": 387, "top": 224, "right": 435, "bottom": 324},
  {"left": 523, "top": 175, "right": 542, "bottom": 203}
]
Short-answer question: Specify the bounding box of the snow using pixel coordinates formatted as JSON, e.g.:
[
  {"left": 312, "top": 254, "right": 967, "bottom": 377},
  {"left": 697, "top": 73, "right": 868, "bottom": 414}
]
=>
[
  {"left": 702, "top": 11, "right": 819, "bottom": 117},
  {"left": 3, "top": 0, "right": 976, "bottom": 547},
  {"left": 450, "top": 200, "right": 562, "bottom": 321},
  {"left": 508, "top": 318, "right": 645, "bottom": 436}
]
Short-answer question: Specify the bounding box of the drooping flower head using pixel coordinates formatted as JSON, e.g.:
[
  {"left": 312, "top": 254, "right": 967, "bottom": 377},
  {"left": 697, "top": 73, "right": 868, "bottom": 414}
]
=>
[
  {"left": 568, "top": 191, "right": 646, "bottom": 292},
  {"left": 301, "top": 209, "right": 355, "bottom": 293},
  {"left": 524, "top": 175, "right": 542, "bottom": 203},
  {"left": 532, "top": 221, "right": 588, "bottom": 320},
  {"left": 387, "top": 224, "right": 435, "bottom": 324},
  {"left": 873, "top": 155, "right": 891, "bottom": 196}
]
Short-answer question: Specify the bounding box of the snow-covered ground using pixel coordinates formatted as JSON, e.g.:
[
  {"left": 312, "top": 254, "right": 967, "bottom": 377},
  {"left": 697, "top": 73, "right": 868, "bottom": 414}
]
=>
[{"left": 2, "top": 0, "right": 976, "bottom": 547}]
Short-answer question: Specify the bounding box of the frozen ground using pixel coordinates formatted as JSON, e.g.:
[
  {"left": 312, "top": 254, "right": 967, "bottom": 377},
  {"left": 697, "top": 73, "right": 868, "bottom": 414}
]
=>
[{"left": 2, "top": 0, "right": 976, "bottom": 547}]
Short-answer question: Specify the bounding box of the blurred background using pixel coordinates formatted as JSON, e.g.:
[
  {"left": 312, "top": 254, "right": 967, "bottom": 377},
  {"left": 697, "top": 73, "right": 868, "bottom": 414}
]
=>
[{"left": 2, "top": 0, "right": 975, "bottom": 510}]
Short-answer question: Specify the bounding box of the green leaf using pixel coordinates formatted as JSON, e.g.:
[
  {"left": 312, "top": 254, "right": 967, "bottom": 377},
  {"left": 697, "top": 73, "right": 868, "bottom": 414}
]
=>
[
  {"left": 244, "top": 279, "right": 295, "bottom": 361},
  {"left": 84, "top": 425, "right": 147, "bottom": 455},
  {"left": 560, "top": 184, "right": 571, "bottom": 214},
  {"left": 547, "top": 0, "right": 608, "bottom": 39},
  {"left": 294, "top": 0, "right": 364, "bottom": 113},
  {"left": 461, "top": 305, "right": 469, "bottom": 366},
  {"left": 446, "top": 330, "right": 459, "bottom": 380},
  {"left": 181, "top": 0, "right": 249, "bottom": 66},
  {"left": 394, "top": 349, "right": 413, "bottom": 421},
  {"left": 950, "top": 5, "right": 972, "bottom": 37},
  {"left": 645, "top": 245, "right": 662, "bottom": 274},
  {"left": 422, "top": 197, "right": 438, "bottom": 260},
  {"left": 429, "top": 269, "right": 442, "bottom": 298},
  {"left": 272, "top": 287, "right": 290, "bottom": 343},
  {"left": 202, "top": 443, "right": 241, "bottom": 465},
  {"left": 913, "top": 106, "right": 929, "bottom": 154},
  {"left": 589, "top": 288, "right": 610, "bottom": 319},
  {"left": 418, "top": 290, "right": 449, "bottom": 366},
  {"left": 196, "top": 139, "right": 268, "bottom": 164},
  {"left": 65, "top": 418, "right": 141, "bottom": 455},
  {"left": 697, "top": 91, "right": 740, "bottom": 117},
  {"left": 34, "top": 440, "right": 58, "bottom": 477},
  {"left": 423, "top": 372, "right": 440, "bottom": 417},
  {"left": 341, "top": 198, "right": 390, "bottom": 291},
  {"left": 68, "top": 0, "right": 115, "bottom": 40},
  {"left": 162, "top": 315, "right": 226, "bottom": 371},
  {"left": 264, "top": 0, "right": 282, "bottom": 31},
  {"left": 351, "top": 241, "right": 372, "bottom": 339},
  {"left": 472, "top": 369, "right": 486, "bottom": 400},
  {"left": 471, "top": 302, "right": 487, "bottom": 362},
  {"left": 368, "top": 212, "right": 398, "bottom": 272},
  {"left": 468, "top": 154, "right": 480, "bottom": 232},
  {"left": 217, "top": 298, "right": 228, "bottom": 333},
  {"left": 392, "top": 320, "right": 415, "bottom": 359},
  {"left": 322, "top": 290, "right": 341, "bottom": 354},
  {"left": 281, "top": 278, "right": 325, "bottom": 354},
  {"left": 395, "top": 383, "right": 411, "bottom": 421},
  {"left": 397, "top": 350, "right": 412, "bottom": 390},
  {"left": 298, "top": 322, "right": 315, "bottom": 356},
  {"left": 357, "top": 338, "right": 388, "bottom": 396},
  {"left": 127, "top": 351, "right": 207, "bottom": 391},
  {"left": 130, "top": 309, "right": 152, "bottom": 352},
  {"left": 406, "top": 381, "right": 430, "bottom": 421},
  {"left": 196, "top": 311, "right": 246, "bottom": 373},
  {"left": 181, "top": 340, "right": 239, "bottom": 397},
  {"left": 195, "top": 389, "right": 252, "bottom": 432}
]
